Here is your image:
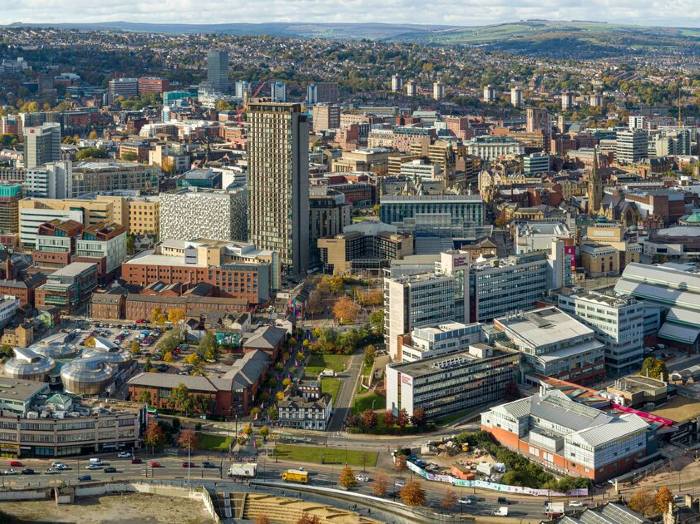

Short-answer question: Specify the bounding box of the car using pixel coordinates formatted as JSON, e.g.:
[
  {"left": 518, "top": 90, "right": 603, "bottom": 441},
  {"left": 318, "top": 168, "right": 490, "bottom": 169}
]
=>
[
  {"left": 148, "top": 461, "right": 161, "bottom": 468},
  {"left": 497, "top": 497, "right": 509, "bottom": 505},
  {"left": 117, "top": 451, "right": 131, "bottom": 458},
  {"left": 51, "top": 462, "right": 67, "bottom": 470},
  {"left": 182, "top": 462, "right": 196, "bottom": 468},
  {"left": 78, "top": 475, "right": 92, "bottom": 482},
  {"left": 21, "top": 468, "right": 35, "bottom": 475},
  {"left": 86, "top": 464, "right": 103, "bottom": 470},
  {"left": 568, "top": 501, "right": 585, "bottom": 508},
  {"left": 104, "top": 467, "right": 117, "bottom": 473},
  {"left": 9, "top": 460, "right": 22, "bottom": 467},
  {"left": 355, "top": 473, "right": 370, "bottom": 482},
  {"left": 157, "top": 364, "right": 168, "bottom": 372},
  {"left": 394, "top": 479, "right": 405, "bottom": 487},
  {"left": 458, "top": 497, "right": 474, "bottom": 505},
  {"left": 131, "top": 458, "right": 142, "bottom": 464},
  {"left": 45, "top": 468, "right": 60, "bottom": 474},
  {"left": 2, "top": 468, "right": 18, "bottom": 475},
  {"left": 201, "top": 461, "right": 217, "bottom": 469}
]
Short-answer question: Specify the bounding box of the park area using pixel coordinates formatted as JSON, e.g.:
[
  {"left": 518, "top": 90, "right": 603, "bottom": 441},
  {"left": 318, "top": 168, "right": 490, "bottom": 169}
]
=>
[
  {"left": 305, "top": 353, "right": 349, "bottom": 377},
  {"left": 273, "top": 443, "right": 378, "bottom": 467},
  {"left": 196, "top": 432, "right": 233, "bottom": 452}
]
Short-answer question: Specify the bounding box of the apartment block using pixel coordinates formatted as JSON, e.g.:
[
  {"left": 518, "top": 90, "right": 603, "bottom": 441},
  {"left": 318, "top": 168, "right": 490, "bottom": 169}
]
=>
[{"left": 398, "top": 321, "right": 484, "bottom": 362}]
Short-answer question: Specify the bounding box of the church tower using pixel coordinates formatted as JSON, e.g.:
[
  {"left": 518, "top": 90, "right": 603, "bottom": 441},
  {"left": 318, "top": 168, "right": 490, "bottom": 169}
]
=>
[{"left": 588, "top": 148, "right": 603, "bottom": 214}]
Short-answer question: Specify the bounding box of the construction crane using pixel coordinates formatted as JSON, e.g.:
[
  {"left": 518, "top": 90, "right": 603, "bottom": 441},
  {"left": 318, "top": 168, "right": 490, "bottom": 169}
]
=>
[{"left": 236, "top": 80, "right": 267, "bottom": 125}]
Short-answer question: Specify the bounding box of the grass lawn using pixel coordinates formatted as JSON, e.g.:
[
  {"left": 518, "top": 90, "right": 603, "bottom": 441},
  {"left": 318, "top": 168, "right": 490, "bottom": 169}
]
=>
[
  {"left": 352, "top": 391, "right": 385, "bottom": 414},
  {"left": 305, "top": 353, "right": 349, "bottom": 377},
  {"left": 434, "top": 408, "right": 475, "bottom": 426},
  {"left": 321, "top": 377, "right": 341, "bottom": 402},
  {"left": 196, "top": 433, "right": 233, "bottom": 452},
  {"left": 274, "top": 443, "right": 377, "bottom": 467}
]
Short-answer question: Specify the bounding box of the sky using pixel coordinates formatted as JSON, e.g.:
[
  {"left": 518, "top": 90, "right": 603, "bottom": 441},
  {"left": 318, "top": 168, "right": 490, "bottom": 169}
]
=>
[{"left": 1, "top": 0, "right": 699, "bottom": 27}]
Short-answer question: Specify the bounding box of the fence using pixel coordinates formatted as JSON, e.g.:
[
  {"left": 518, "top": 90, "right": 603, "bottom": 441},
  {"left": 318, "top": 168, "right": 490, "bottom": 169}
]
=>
[{"left": 407, "top": 460, "right": 588, "bottom": 497}]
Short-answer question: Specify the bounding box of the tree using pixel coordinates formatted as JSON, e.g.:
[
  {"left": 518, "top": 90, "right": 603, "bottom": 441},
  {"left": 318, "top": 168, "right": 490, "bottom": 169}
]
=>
[
  {"left": 144, "top": 420, "right": 165, "bottom": 453},
  {"left": 178, "top": 428, "right": 198, "bottom": 450},
  {"left": 372, "top": 472, "right": 389, "bottom": 496},
  {"left": 629, "top": 489, "right": 656, "bottom": 516},
  {"left": 275, "top": 391, "right": 285, "bottom": 401},
  {"left": 250, "top": 407, "right": 261, "bottom": 419},
  {"left": 170, "top": 383, "right": 192, "bottom": 414},
  {"left": 242, "top": 423, "right": 253, "bottom": 436},
  {"left": 655, "top": 486, "right": 674, "bottom": 514},
  {"left": 163, "top": 351, "right": 174, "bottom": 363},
  {"left": 441, "top": 489, "right": 458, "bottom": 510},
  {"left": 384, "top": 410, "right": 395, "bottom": 428},
  {"left": 282, "top": 377, "right": 292, "bottom": 387},
  {"left": 411, "top": 407, "right": 427, "bottom": 428},
  {"left": 400, "top": 479, "right": 426, "bottom": 506},
  {"left": 184, "top": 353, "right": 200, "bottom": 366},
  {"left": 369, "top": 310, "right": 384, "bottom": 333},
  {"left": 137, "top": 390, "right": 152, "bottom": 404},
  {"left": 360, "top": 409, "right": 377, "bottom": 429},
  {"left": 144, "top": 356, "right": 153, "bottom": 371},
  {"left": 333, "top": 296, "right": 361, "bottom": 325},
  {"left": 397, "top": 408, "right": 409, "bottom": 430},
  {"left": 260, "top": 426, "right": 270, "bottom": 441},
  {"left": 168, "top": 308, "right": 186, "bottom": 324},
  {"left": 0, "top": 343, "right": 13, "bottom": 360},
  {"left": 198, "top": 331, "right": 218, "bottom": 361},
  {"left": 129, "top": 340, "right": 141, "bottom": 355},
  {"left": 339, "top": 465, "right": 357, "bottom": 489},
  {"left": 150, "top": 307, "right": 166, "bottom": 325},
  {"left": 267, "top": 405, "right": 279, "bottom": 420},
  {"left": 641, "top": 356, "right": 668, "bottom": 381}
]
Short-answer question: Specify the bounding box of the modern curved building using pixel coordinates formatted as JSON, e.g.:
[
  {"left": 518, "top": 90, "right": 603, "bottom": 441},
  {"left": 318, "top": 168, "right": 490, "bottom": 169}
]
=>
[
  {"left": 82, "top": 347, "right": 132, "bottom": 369},
  {"left": 4, "top": 348, "right": 56, "bottom": 381},
  {"left": 60, "top": 356, "right": 117, "bottom": 395}
]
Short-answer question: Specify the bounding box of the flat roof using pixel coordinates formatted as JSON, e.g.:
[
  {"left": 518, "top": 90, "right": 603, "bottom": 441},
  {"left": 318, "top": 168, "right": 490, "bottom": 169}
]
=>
[
  {"left": 50, "top": 262, "right": 97, "bottom": 277},
  {"left": 496, "top": 307, "right": 594, "bottom": 349},
  {"left": 0, "top": 377, "right": 48, "bottom": 403},
  {"left": 390, "top": 345, "right": 516, "bottom": 378}
]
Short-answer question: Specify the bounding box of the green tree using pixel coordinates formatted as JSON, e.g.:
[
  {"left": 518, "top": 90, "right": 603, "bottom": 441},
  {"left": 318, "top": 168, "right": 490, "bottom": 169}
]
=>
[
  {"left": 267, "top": 405, "right": 279, "bottom": 420},
  {"left": 75, "top": 147, "right": 108, "bottom": 160},
  {"left": 129, "top": 339, "right": 141, "bottom": 355},
  {"left": 0, "top": 344, "right": 13, "bottom": 360},
  {"left": 144, "top": 356, "right": 153, "bottom": 371},
  {"left": 369, "top": 310, "right": 384, "bottom": 333},
  {"left": 198, "top": 331, "right": 218, "bottom": 361},
  {"left": 137, "top": 390, "right": 152, "bottom": 404},
  {"left": 260, "top": 426, "right": 270, "bottom": 441},
  {"left": 170, "top": 383, "right": 192, "bottom": 414}
]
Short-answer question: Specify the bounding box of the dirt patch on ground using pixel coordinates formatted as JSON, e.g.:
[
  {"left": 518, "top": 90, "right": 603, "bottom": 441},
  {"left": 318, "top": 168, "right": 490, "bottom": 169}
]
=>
[
  {"left": 651, "top": 396, "right": 700, "bottom": 423},
  {"left": 0, "top": 493, "right": 215, "bottom": 524}
]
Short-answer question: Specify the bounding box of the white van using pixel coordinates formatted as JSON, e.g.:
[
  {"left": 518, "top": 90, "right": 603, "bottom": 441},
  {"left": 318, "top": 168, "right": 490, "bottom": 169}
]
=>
[{"left": 89, "top": 458, "right": 103, "bottom": 465}]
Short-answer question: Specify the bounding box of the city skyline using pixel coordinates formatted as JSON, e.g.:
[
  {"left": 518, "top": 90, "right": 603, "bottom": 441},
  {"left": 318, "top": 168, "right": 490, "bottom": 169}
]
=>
[{"left": 2, "top": 1, "right": 700, "bottom": 27}]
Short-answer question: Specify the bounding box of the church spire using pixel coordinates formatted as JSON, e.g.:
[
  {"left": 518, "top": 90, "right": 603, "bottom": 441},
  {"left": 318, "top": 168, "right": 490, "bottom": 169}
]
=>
[{"left": 588, "top": 146, "right": 603, "bottom": 214}]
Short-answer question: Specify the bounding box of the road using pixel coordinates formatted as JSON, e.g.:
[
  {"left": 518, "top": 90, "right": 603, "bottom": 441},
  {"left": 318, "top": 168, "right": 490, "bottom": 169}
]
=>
[
  {"left": 327, "top": 353, "right": 364, "bottom": 432},
  {"left": 0, "top": 449, "right": 632, "bottom": 523}
]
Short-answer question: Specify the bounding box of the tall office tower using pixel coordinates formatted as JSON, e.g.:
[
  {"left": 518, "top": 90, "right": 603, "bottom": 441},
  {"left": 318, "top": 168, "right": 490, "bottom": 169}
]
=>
[
  {"left": 432, "top": 80, "right": 445, "bottom": 101},
  {"left": 391, "top": 74, "right": 402, "bottom": 93},
  {"left": 270, "top": 81, "right": 287, "bottom": 103},
  {"left": 510, "top": 86, "right": 523, "bottom": 107},
  {"left": 589, "top": 92, "right": 603, "bottom": 108},
  {"left": 561, "top": 91, "right": 574, "bottom": 111},
  {"left": 235, "top": 80, "right": 250, "bottom": 99},
  {"left": 0, "top": 184, "right": 22, "bottom": 234},
  {"left": 616, "top": 129, "right": 649, "bottom": 164},
  {"left": 108, "top": 78, "right": 138, "bottom": 104},
  {"left": 23, "top": 123, "right": 61, "bottom": 169},
  {"left": 207, "top": 50, "right": 229, "bottom": 92},
  {"left": 526, "top": 107, "right": 550, "bottom": 133},
  {"left": 247, "top": 102, "right": 309, "bottom": 276},
  {"left": 405, "top": 80, "right": 416, "bottom": 97},
  {"left": 628, "top": 115, "right": 647, "bottom": 130},
  {"left": 483, "top": 84, "right": 496, "bottom": 103}
]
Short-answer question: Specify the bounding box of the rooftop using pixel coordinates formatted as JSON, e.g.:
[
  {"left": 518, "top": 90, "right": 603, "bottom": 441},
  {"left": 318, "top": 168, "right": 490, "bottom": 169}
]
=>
[
  {"left": 496, "top": 307, "right": 594, "bottom": 349},
  {"left": 0, "top": 377, "right": 49, "bottom": 403}
]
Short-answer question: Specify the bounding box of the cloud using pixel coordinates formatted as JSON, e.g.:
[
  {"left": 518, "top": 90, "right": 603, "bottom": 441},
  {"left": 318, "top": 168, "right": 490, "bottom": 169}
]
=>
[{"left": 1, "top": 0, "right": 699, "bottom": 27}]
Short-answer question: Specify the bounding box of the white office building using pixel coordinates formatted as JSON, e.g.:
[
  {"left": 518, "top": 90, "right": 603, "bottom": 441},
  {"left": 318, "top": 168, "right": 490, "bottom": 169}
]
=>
[
  {"left": 25, "top": 160, "right": 72, "bottom": 199},
  {"left": 23, "top": 123, "right": 61, "bottom": 169},
  {"left": 19, "top": 207, "right": 83, "bottom": 248},
  {"left": 616, "top": 129, "right": 648, "bottom": 164},
  {"left": 399, "top": 321, "right": 483, "bottom": 362},
  {"left": 558, "top": 290, "right": 645, "bottom": 375},
  {"left": 465, "top": 136, "right": 524, "bottom": 161},
  {"left": 384, "top": 272, "right": 463, "bottom": 361}
]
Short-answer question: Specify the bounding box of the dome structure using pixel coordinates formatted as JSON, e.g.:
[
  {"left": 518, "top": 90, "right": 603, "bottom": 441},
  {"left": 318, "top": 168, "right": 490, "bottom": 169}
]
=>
[
  {"left": 60, "top": 356, "right": 116, "bottom": 395},
  {"left": 680, "top": 212, "right": 700, "bottom": 226},
  {"left": 3, "top": 348, "right": 55, "bottom": 381},
  {"left": 82, "top": 347, "right": 132, "bottom": 368}
]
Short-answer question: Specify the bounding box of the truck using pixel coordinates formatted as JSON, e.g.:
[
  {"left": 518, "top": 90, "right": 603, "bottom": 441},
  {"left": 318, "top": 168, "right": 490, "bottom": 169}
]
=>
[
  {"left": 493, "top": 507, "right": 509, "bottom": 517},
  {"left": 545, "top": 502, "right": 565, "bottom": 517},
  {"left": 281, "top": 469, "right": 309, "bottom": 484},
  {"left": 228, "top": 463, "right": 257, "bottom": 478}
]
